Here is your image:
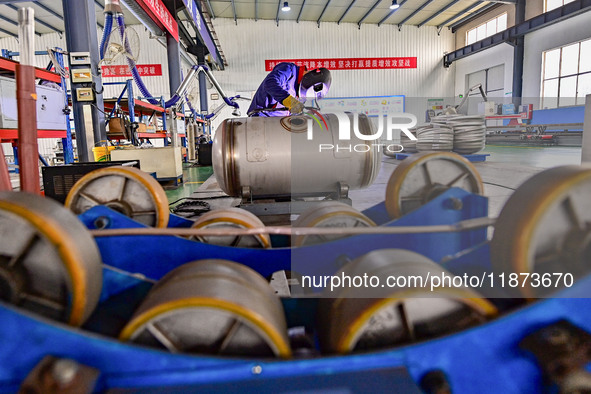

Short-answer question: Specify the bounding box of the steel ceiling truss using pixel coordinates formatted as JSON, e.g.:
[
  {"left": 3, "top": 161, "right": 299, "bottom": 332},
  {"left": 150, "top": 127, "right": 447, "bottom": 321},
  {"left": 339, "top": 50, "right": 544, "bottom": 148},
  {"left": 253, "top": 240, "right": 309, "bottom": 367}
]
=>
[
  {"left": 397, "top": 0, "right": 433, "bottom": 30},
  {"left": 417, "top": 0, "right": 459, "bottom": 28},
  {"left": 337, "top": 0, "right": 356, "bottom": 24},
  {"left": 449, "top": 3, "right": 499, "bottom": 31},
  {"left": 231, "top": 0, "right": 237, "bottom": 24},
  {"left": 5, "top": 3, "right": 62, "bottom": 34},
  {"left": 34, "top": 2, "right": 63, "bottom": 19},
  {"left": 169, "top": 0, "right": 517, "bottom": 28},
  {"left": 317, "top": 0, "right": 331, "bottom": 27},
  {"left": 443, "top": 0, "right": 591, "bottom": 67},
  {"left": 357, "top": 0, "right": 381, "bottom": 29},
  {"left": 297, "top": 0, "right": 307, "bottom": 23},
  {"left": 437, "top": 0, "right": 485, "bottom": 28},
  {"left": 377, "top": 0, "right": 407, "bottom": 26}
]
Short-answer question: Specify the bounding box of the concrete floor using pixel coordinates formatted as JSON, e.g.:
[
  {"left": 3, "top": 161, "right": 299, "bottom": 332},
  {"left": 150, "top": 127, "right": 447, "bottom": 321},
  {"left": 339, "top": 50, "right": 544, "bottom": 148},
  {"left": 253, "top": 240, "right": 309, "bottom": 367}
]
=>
[
  {"left": 174, "top": 145, "right": 583, "bottom": 220},
  {"left": 476, "top": 145, "right": 581, "bottom": 217},
  {"left": 355, "top": 145, "right": 582, "bottom": 218},
  {"left": 482, "top": 145, "right": 582, "bottom": 168},
  {"left": 348, "top": 156, "right": 527, "bottom": 218},
  {"left": 15, "top": 145, "right": 577, "bottom": 211},
  {"left": 164, "top": 165, "right": 213, "bottom": 202}
]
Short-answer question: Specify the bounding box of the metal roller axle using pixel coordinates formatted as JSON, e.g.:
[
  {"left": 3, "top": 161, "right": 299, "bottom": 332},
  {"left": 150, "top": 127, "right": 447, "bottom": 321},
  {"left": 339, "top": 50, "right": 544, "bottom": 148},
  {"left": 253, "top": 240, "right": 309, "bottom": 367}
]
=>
[
  {"left": 0, "top": 192, "right": 102, "bottom": 326},
  {"left": 120, "top": 259, "right": 291, "bottom": 358},
  {"left": 317, "top": 249, "right": 497, "bottom": 354},
  {"left": 66, "top": 166, "right": 170, "bottom": 228}
]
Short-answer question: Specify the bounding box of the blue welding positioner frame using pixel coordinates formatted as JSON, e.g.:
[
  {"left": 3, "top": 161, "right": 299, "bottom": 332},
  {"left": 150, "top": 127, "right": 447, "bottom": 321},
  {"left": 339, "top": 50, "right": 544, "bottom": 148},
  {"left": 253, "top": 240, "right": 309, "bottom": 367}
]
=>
[{"left": 0, "top": 189, "right": 590, "bottom": 392}]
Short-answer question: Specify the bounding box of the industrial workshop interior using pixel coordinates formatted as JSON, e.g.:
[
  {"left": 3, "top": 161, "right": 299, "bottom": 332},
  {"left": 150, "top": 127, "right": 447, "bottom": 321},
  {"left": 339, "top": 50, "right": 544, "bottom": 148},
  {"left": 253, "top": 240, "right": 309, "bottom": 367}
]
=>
[{"left": 1, "top": 0, "right": 591, "bottom": 391}]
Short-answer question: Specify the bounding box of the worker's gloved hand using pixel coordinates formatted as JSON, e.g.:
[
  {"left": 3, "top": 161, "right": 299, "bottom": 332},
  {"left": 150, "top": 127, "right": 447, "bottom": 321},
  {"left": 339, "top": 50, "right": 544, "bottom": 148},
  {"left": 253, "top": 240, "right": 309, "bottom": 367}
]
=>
[{"left": 282, "top": 95, "right": 305, "bottom": 115}]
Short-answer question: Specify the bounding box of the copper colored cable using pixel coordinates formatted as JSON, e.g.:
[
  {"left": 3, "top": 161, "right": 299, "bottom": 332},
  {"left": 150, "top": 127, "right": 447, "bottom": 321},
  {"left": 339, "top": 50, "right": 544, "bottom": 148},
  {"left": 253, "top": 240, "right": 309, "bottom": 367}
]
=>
[{"left": 16, "top": 64, "right": 40, "bottom": 194}]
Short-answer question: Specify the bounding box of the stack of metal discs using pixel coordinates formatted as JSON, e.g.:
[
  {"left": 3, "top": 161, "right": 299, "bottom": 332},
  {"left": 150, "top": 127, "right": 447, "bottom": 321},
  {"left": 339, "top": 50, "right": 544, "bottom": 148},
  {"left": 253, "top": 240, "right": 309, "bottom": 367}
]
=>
[
  {"left": 415, "top": 124, "right": 454, "bottom": 152},
  {"left": 431, "top": 115, "right": 486, "bottom": 155},
  {"left": 399, "top": 129, "right": 418, "bottom": 154}
]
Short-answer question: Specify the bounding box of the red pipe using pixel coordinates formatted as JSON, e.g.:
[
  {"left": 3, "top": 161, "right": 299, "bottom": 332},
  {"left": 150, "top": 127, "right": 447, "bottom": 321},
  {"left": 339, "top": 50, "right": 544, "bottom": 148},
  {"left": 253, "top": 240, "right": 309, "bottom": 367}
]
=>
[
  {"left": 16, "top": 64, "right": 40, "bottom": 194},
  {"left": 0, "top": 148, "right": 11, "bottom": 191}
]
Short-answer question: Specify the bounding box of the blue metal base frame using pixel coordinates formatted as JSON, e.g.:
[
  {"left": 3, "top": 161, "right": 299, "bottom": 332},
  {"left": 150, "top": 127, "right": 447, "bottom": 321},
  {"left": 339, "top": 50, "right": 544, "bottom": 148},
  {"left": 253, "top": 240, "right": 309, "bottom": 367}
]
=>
[
  {"left": 394, "top": 153, "right": 490, "bottom": 162},
  {"left": 79, "top": 189, "right": 488, "bottom": 282},
  {"left": 2, "top": 280, "right": 590, "bottom": 392},
  {"left": 0, "top": 189, "right": 590, "bottom": 392}
]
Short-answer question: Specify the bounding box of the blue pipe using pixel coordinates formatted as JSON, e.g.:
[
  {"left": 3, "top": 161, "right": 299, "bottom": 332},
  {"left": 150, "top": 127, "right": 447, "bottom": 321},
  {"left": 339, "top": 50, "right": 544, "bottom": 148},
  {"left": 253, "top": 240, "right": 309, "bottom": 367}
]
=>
[
  {"left": 195, "top": 64, "right": 239, "bottom": 111},
  {"left": 165, "top": 94, "right": 181, "bottom": 107},
  {"left": 105, "top": 83, "right": 128, "bottom": 126},
  {"left": 185, "top": 99, "right": 198, "bottom": 118},
  {"left": 116, "top": 15, "right": 181, "bottom": 108},
  {"left": 115, "top": 15, "right": 157, "bottom": 104},
  {"left": 203, "top": 95, "right": 242, "bottom": 120},
  {"left": 38, "top": 154, "right": 49, "bottom": 167},
  {"left": 100, "top": 13, "right": 113, "bottom": 60},
  {"left": 113, "top": 15, "right": 236, "bottom": 112},
  {"left": 224, "top": 96, "right": 239, "bottom": 110},
  {"left": 55, "top": 48, "right": 74, "bottom": 164}
]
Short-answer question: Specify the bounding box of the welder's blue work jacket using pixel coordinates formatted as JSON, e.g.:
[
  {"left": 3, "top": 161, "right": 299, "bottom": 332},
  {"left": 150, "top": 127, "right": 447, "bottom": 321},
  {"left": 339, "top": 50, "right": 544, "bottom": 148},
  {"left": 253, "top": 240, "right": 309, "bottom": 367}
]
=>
[{"left": 248, "top": 62, "right": 303, "bottom": 117}]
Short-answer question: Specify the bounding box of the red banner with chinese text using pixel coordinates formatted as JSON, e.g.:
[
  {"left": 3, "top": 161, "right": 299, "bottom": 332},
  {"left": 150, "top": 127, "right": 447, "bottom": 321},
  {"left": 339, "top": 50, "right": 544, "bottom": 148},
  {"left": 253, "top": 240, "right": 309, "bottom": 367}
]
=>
[
  {"left": 265, "top": 57, "right": 417, "bottom": 71},
  {"left": 101, "top": 64, "right": 162, "bottom": 78}
]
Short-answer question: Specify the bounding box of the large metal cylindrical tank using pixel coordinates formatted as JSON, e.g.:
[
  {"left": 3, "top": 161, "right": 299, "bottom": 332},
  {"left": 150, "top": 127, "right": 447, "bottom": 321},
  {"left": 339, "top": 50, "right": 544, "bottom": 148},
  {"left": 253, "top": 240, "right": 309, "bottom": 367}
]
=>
[{"left": 212, "top": 113, "right": 381, "bottom": 198}]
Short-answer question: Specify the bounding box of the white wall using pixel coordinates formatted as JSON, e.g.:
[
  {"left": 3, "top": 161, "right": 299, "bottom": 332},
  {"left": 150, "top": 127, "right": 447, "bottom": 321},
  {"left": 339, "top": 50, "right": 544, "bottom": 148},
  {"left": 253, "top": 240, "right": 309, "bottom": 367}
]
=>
[
  {"left": 523, "top": 11, "right": 591, "bottom": 108},
  {"left": 453, "top": 9, "right": 591, "bottom": 111},
  {"left": 454, "top": 43, "right": 514, "bottom": 100},
  {"left": 209, "top": 18, "right": 456, "bottom": 131},
  {"left": 0, "top": 17, "right": 456, "bottom": 153}
]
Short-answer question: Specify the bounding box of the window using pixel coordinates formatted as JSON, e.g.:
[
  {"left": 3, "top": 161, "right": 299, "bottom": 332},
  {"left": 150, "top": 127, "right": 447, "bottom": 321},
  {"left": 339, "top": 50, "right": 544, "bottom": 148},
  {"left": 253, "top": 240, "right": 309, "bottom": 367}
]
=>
[
  {"left": 466, "top": 14, "right": 507, "bottom": 45},
  {"left": 541, "top": 38, "right": 591, "bottom": 108},
  {"left": 545, "top": 0, "right": 576, "bottom": 12}
]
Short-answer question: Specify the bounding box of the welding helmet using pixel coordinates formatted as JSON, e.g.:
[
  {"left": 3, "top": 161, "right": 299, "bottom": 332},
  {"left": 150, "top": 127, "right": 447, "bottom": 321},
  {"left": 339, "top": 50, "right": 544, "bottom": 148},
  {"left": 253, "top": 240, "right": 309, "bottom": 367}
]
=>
[{"left": 299, "top": 68, "right": 331, "bottom": 100}]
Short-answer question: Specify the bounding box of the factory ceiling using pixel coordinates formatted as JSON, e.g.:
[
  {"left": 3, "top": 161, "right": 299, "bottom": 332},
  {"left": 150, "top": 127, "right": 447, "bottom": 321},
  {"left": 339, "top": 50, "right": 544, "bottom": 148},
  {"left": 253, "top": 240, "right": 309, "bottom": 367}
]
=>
[
  {"left": 0, "top": 0, "right": 510, "bottom": 70},
  {"left": 199, "top": 0, "right": 508, "bottom": 29},
  {"left": 0, "top": 0, "right": 145, "bottom": 38},
  {"left": 0, "top": 0, "right": 508, "bottom": 39}
]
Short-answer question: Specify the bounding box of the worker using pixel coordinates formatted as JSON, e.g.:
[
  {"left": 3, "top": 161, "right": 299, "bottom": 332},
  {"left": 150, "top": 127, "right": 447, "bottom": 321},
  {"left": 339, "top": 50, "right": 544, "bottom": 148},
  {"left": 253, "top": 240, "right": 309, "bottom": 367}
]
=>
[{"left": 247, "top": 63, "right": 332, "bottom": 117}]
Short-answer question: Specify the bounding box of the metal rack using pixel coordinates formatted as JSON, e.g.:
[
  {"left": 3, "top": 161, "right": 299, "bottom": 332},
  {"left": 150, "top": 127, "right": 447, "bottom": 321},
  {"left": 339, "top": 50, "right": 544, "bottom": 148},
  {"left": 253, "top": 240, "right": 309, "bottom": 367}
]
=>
[
  {"left": 0, "top": 52, "right": 75, "bottom": 164},
  {"left": 102, "top": 79, "right": 204, "bottom": 146}
]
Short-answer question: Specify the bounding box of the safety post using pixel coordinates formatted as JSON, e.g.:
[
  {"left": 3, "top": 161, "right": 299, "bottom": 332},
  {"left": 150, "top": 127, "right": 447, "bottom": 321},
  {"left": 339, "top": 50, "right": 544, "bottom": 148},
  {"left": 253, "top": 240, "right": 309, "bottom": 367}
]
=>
[
  {"left": 0, "top": 149, "right": 11, "bottom": 191},
  {"left": 16, "top": 7, "right": 40, "bottom": 194}
]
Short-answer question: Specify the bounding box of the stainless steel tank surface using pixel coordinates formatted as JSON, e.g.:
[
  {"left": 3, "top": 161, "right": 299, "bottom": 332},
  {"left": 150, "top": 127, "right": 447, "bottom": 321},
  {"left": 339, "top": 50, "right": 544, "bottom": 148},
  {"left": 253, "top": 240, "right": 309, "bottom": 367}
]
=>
[{"left": 212, "top": 113, "right": 381, "bottom": 198}]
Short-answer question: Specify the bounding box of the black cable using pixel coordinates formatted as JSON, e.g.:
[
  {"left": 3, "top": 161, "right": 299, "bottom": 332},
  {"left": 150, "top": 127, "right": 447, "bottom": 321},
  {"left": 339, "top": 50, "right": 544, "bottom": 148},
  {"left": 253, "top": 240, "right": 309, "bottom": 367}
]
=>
[
  {"left": 169, "top": 196, "right": 219, "bottom": 206},
  {"left": 169, "top": 197, "right": 211, "bottom": 207},
  {"left": 188, "top": 195, "right": 233, "bottom": 200},
  {"left": 91, "top": 103, "right": 110, "bottom": 117},
  {"left": 92, "top": 81, "right": 104, "bottom": 95},
  {"left": 169, "top": 197, "right": 191, "bottom": 206},
  {"left": 168, "top": 194, "right": 231, "bottom": 207},
  {"left": 170, "top": 199, "right": 211, "bottom": 217},
  {"left": 483, "top": 181, "right": 516, "bottom": 191}
]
